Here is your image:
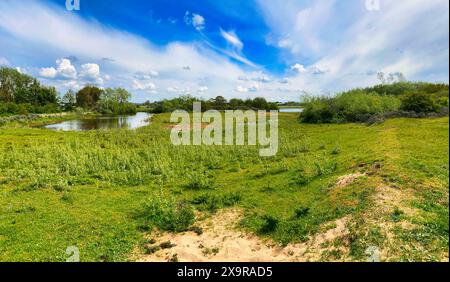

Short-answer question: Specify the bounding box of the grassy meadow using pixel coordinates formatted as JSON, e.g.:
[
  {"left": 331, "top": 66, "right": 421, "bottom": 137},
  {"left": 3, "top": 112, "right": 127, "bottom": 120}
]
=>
[{"left": 0, "top": 113, "right": 448, "bottom": 261}]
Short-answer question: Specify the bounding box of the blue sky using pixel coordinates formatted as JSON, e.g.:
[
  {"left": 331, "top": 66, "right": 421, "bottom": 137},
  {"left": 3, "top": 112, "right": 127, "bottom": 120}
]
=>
[{"left": 0, "top": 0, "right": 448, "bottom": 102}]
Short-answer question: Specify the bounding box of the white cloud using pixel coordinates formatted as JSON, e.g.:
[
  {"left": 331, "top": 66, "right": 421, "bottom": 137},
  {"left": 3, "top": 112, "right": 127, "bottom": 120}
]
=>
[
  {"left": 39, "top": 67, "right": 57, "bottom": 78},
  {"left": 277, "top": 38, "right": 292, "bottom": 49},
  {"left": 278, "top": 78, "right": 290, "bottom": 84},
  {"left": 235, "top": 85, "right": 249, "bottom": 93},
  {"left": 220, "top": 29, "right": 244, "bottom": 51},
  {"left": 184, "top": 11, "right": 205, "bottom": 31},
  {"left": 238, "top": 72, "right": 271, "bottom": 83},
  {"left": 56, "top": 58, "right": 77, "bottom": 79},
  {"left": 192, "top": 14, "right": 205, "bottom": 31},
  {"left": 167, "top": 86, "right": 178, "bottom": 93},
  {"left": 252, "top": 73, "right": 271, "bottom": 83},
  {"left": 39, "top": 58, "right": 77, "bottom": 79},
  {"left": 132, "top": 79, "right": 156, "bottom": 91},
  {"left": 0, "top": 1, "right": 255, "bottom": 101},
  {"left": 290, "top": 63, "right": 307, "bottom": 73},
  {"left": 80, "top": 63, "right": 100, "bottom": 79},
  {"left": 3, "top": 0, "right": 445, "bottom": 102},
  {"left": 309, "top": 65, "right": 329, "bottom": 75},
  {"left": 235, "top": 82, "right": 259, "bottom": 93},
  {"left": 258, "top": 0, "right": 449, "bottom": 94},
  {"left": 39, "top": 59, "right": 104, "bottom": 84},
  {"left": 134, "top": 71, "right": 159, "bottom": 80},
  {"left": 62, "top": 80, "right": 81, "bottom": 90},
  {"left": 248, "top": 83, "right": 259, "bottom": 92},
  {"left": 198, "top": 86, "right": 208, "bottom": 93}
]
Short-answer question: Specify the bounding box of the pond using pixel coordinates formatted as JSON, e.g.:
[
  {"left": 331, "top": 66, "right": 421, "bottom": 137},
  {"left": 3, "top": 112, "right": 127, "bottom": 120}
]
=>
[
  {"left": 43, "top": 112, "right": 152, "bottom": 131},
  {"left": 279, "top": 108, "right": 303, "bottom": 113}
]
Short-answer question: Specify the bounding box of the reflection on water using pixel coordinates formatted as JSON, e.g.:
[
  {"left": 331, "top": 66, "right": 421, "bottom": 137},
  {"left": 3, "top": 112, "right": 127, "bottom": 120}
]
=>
[
  {"left": 279, "top": 108, "right": 303, "bottom": 113},
  {"left": 44, "top": 112, "right": 152, "bottom": 131}
]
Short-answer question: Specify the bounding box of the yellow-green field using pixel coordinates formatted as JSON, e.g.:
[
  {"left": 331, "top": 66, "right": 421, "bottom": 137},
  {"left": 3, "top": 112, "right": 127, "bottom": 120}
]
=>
[{"left": 0, "top": 114, "right": 448, "bottom": 261}]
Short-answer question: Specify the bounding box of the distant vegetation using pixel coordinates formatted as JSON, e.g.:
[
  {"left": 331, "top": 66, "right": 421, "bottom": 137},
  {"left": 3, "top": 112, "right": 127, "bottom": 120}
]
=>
[
  {"left": 0, "top": 67, "right": 136, "bottom": 116},
  {"left": 300, "top": 82, "right": 449, "bottom": 124},
  {"left": 0, "top": 67, "right": 59, "bottom": 115},
  {"left": 142, "top": 95, "right": 279, "bottom": 113},
  {"left": 72, "top": 86, "right": 137, "bottom": 115},
  {"left": 2, "top": 66, "right": 448, "bottom": 122}
]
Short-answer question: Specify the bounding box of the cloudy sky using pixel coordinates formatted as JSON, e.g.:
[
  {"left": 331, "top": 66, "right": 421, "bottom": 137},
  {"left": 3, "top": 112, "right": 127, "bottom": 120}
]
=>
[{"left": 0, "top": 0, "right": 448, "bottom": 102}]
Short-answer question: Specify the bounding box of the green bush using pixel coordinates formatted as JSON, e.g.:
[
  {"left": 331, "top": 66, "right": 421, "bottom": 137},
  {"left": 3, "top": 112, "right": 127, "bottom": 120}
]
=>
[
  {"left": 185, "top": 171, "right": 215, "bottom": 190},
  {"left": 259, "top": 215, "right": 279, "bottom": 234},
  {"left": 190, "top": 192, "right": 241, "bottom": 212},
  {"left": 300, "top": 97, "right": 334, "bottom": 123},
  {"left": 400, "top": 92, "right": 440, "bottom": 113},
  {"left": 334, "top": 91, "right": 401, "bottom": 121},
  {"left": 138, "top": 196, "right": 195, "bottom": 232},
  {"left": 300, "top": 82, "right": 449, "bottom": 123},
  {"left": 0, "top": 102, "right": 61, "bottom": 115},
  {"left": 300, "top": 91, "right": 401, "bottom": 123}
]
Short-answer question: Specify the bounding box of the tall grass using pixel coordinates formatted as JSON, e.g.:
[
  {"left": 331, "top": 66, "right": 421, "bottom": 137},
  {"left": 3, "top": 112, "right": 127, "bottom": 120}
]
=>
[{"left": 0, "top": 112, "right": 448, "bottom": 261}]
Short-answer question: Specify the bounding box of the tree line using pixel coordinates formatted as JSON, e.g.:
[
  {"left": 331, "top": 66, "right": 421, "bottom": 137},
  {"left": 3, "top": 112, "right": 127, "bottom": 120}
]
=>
[
  {"left": 0, "top": 67, "right": 59, "bottom": 114},
  {"left": 0, "top": 67, "right": 135, "bottom": 115},
  {"left": 62, "top": 86, "right": 136, "bottom": 115},
  {"left": 143, "top": 95, "right": 279, "bottom": 113}
]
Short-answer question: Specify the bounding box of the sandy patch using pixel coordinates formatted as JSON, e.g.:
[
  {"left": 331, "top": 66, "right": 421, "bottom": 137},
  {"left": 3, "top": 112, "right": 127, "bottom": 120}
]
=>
[
  {"left": 373, "top": 185, "right": 417, "bottom": 218},
  {"left": 133, "top": 209, "right": 350, "bottom": 262},
  {"left": 336, "top": 173, "right": 366, "bottom": 187}
]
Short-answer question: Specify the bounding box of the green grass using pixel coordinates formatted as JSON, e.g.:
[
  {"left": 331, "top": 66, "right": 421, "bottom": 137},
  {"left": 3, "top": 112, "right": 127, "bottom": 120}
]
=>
[{"left": 0, "top": 113, "right": 448, "bottom": 261}]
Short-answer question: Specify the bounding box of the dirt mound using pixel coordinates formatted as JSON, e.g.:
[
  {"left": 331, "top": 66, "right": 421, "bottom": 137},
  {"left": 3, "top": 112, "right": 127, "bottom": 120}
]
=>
[{"left": 134, "top": 209, "right": 349, "bottom": 262}]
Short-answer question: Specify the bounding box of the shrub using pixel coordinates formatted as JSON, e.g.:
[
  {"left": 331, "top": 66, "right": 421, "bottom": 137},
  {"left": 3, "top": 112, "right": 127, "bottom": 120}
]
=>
[
  {"left": 300, "top": 91, "right": 401, "bottom": 123},
  {"left": 300, "top": 97, "right": 334, "bottom": 123},
  {"left": 190, "top": 192, "right": 241, "bottom": 212},
  {"left": 300, "top": 82, "right": 448, "bottom": 124},
  {"left": 400, "top": 92, "right": 440, "bottom": 113},
  {"left": 0, "top": 102, "right": 61, "bottom": 115},
  {"left": 294, "top": 207, "right": 310, "bottom": 218},
  {"left": 186, "top": 171, "right": 214, "bottom": 190},
  {"left": 259, "top": 215, "right": 279, "bottom": 234},
  {"left": 138, "top": 196, "right": 195, "bottom": 232}
]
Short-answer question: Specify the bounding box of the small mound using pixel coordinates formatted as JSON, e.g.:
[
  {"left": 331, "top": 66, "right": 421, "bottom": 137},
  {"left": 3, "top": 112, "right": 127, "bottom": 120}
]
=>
[{"left": 133, "top": 209, "right": 350, "bottom": 262}]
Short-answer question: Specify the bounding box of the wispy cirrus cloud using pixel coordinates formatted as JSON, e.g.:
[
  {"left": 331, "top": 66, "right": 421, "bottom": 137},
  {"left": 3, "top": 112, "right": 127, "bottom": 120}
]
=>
[{"left": 258, "top": 0, "right": 449, "bottom": 94}]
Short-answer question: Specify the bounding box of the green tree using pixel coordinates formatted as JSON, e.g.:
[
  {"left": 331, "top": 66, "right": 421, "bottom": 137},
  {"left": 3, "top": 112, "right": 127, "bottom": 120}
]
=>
[
  {"left": 213, "top": 96, "right": 227, "bottom": 110},
  {"left": 252, "top": 97, "right": 268, "bottom": 109},
  {"left": 0, "top": 67, "right": 58, "bottom": 106},
  {"left": 400, "top": 92, "right": 440, "bottom": 113},
  {"left": 62, "top": 90, "right": 76, "bottom": 110},
  {"left": 97, "top": 87, "right": 136, "bottom": 115},
  {"left": 76, "top": 85, "right": 103, "bottom": 108},
  {"left": 115, "top": 88, "right": 131, "bottom": 104}
]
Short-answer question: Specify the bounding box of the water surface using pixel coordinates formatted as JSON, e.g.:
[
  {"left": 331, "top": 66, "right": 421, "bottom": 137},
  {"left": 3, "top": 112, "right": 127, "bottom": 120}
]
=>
[
  {"left": 44, "top": 112, "right": 152, "bottom": 131},
  {"left": 279, "top": 108, "right": 303, "bottom": 113}
]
